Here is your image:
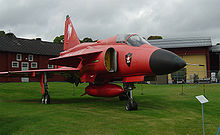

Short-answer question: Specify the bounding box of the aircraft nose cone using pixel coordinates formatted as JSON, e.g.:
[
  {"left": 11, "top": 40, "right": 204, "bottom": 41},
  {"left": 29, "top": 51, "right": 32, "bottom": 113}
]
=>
[{"left": 150, "top": 49, "right": 186, "bottom": 75}]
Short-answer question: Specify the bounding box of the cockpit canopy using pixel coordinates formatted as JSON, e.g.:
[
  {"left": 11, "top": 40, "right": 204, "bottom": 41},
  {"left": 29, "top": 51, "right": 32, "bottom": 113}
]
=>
[{"left": 116, "top": 34, "right": 150, "bottom": 47}]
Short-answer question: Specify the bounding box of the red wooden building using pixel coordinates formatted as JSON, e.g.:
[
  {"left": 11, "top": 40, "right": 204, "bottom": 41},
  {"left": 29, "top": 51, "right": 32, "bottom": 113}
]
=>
[{"left": 0, "top": 33, "right": 63, "bottom": 82}]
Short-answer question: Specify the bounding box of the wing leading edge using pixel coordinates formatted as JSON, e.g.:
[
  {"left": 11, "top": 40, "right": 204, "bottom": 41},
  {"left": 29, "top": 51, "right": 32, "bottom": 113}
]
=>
[
  {"left": 0, "top": 67, "right": 79, "bottom": 77},
  {"left": 49, "top": 48, "right": 103, "bottom": 68},
  {"left": 0, "top": 47, "right": 103, "bottom": 76}
]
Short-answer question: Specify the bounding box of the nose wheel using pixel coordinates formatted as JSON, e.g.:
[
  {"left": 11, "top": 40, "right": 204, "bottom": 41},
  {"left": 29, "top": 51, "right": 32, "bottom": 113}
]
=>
[
  {"left": 125, "top": 99, "right": 138, "bottom": 111},
  {"left": 121, "top": 82, "right": 138, "bottom": 111}
]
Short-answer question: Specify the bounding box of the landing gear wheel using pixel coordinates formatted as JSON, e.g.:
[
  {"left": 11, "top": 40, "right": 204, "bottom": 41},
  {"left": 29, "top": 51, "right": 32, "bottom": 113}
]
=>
[
  {"left": 122, "top": 82, "right": 138, "bottom": 111},
  {"left": 41, "top": 93, "right": 50, "bottom": 104},
  {"left": 125, "top": 99, "right": 138, "bottom": 111},
  {"left": 41, "top": 95, "right": 45, "bottom": 104},
  {"left": 44, "top": 94, "right": 50, "bottom": 104},
  {"left": 119, "top": 92, "right": 129, "bottom": 101}
]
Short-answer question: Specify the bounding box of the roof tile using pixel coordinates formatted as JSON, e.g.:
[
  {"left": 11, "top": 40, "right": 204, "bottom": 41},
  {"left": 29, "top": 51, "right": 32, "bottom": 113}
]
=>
[{"left": 0, "top": 35, "right": 63, "bottom": 56}]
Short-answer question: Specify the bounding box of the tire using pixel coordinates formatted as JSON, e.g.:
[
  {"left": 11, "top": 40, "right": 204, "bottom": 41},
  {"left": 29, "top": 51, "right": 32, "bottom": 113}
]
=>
[
  {"left": 131, "top": 100, "right": 138, "bottom": 110},
  {"left": 41, "top": 95, "right": 45, "bottom": 104},
  {"left": 125, "top": 101, "right": 132, "bottom": 111},
  {"left": 125, "top": 100, "right": 138, "bottom": 111},
  {"left": 44, "top": 94, "right": 50, "bottom": 104}
]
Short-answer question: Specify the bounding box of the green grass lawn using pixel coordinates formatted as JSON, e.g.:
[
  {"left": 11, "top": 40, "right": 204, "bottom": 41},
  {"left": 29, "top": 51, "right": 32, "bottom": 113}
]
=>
[{"left": 0, "top": 82, "right": 220, "bottom": 135}]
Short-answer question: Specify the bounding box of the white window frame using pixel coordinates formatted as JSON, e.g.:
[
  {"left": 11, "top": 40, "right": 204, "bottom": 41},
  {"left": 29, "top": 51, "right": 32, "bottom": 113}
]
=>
[
  {"left": 28, "top": 55, "right": 33, "bottom": 61},
  {"left": 31, "top": 62, "right": 38, "bottom": 68},
  {"left": 48, "top": 64, "right": 54, "bottom": 69},
  {"left": 12, "top": 61, "right": 19, "bottom": 68},
  {"left": 16, "top": 54, "right": 22, "bottom": 61},
  {"left": 21, "top": 62, "right": 29, "bottom": 71}
]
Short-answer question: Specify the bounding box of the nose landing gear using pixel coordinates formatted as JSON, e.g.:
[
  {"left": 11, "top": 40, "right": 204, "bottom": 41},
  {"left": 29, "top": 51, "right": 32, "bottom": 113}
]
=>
[
  {"left": 120, "top": 82, "right": 138, "bottom": 111},
  {"left": 125, "top": 98, "right": 138, "bottom": 111}
]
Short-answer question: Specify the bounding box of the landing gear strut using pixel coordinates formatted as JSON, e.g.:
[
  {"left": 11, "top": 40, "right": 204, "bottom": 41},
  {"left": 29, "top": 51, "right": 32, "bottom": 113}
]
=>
[
  {"left": 119, "top": 82, "right": 132, "bottom": 101},
  {"left": 40, "top": 73, "right": 50, "bottom": 104},
  {"left": 121, "top": 82, "right": 138, "bottom": 111}
]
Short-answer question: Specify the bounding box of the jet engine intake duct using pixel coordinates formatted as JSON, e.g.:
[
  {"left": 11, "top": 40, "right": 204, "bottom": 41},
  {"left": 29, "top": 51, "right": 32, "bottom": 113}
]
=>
[{"left": 104, "top": 48, "right": 117, "bottom": 72}]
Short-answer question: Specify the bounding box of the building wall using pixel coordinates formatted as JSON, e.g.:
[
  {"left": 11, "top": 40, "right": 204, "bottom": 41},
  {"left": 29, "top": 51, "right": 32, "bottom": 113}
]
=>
[
  {"left": 181, "top": 55, "right": 207, "bottom": 79},
  {"left": 0, "top": 52, "right": 8, "bottom": 71},
  {"left": 0, "top": 52, "right": 8, "bottom": 82},
  {"left": 0, "top": 51, "right": 66, "bottom": 82},
  {"left": 168, "top": 47, "right": 210, "bottom": 73},
  {"left": 166, "top": 47, "right": 210, "bottom": 83}
]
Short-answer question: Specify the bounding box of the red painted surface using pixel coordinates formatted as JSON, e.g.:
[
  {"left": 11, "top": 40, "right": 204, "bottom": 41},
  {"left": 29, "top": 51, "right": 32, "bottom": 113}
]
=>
[
  {"left": 63, "top": 15, "right": 80, "bottom": 51},
  {"left": 40, "top": 73, "right": 44, "bottom": 94},
  {"left": 50, "top": 38, "right": 159, "bottom": 83},
  {"left": 85, "top": 83, "right": 124, "bottom": 97},
  {"left": 123, "top": 76, "right": 145, "bottom": 82},
  {"left": 0, "top": 51, "right": 65, "bottom": 82}
]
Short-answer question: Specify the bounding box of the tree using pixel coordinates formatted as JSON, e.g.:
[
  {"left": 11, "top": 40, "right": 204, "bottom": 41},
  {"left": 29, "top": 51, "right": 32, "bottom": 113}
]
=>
[
  {"left": 53, "top": 35, "right": 64, "bottom": 44},
  {"left": 53, "top": 34, "right": 97, "bottom": 44},
  {"left": 147, "top": 36, "right": 163, "bottom": 40},
  {"left": 0, "top": 31, "right": 5, "bottom": 36},
  {"left": 80, "top": 37, "right": 97, "bottom": 43}
]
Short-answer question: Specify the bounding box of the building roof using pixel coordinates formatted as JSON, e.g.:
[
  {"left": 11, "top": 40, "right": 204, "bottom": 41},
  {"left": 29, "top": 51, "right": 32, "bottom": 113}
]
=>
[
  {"left": 0, "top": 34, "right": 63, "bottom": 56},
  {"left": 147, "top": 37, "right": 212, "bottom": 49}
]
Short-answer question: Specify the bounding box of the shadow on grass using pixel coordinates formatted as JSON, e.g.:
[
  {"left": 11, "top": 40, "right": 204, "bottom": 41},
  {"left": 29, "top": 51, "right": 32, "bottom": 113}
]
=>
[
  {"left": 9, "top": 95, "right": 170, "bottom": 111},
  {"left": 10, "top": 97, "right": 123, "bottom": 104},
  {"left": 7, "top": 90, "right": 198, "bottom": 112}
]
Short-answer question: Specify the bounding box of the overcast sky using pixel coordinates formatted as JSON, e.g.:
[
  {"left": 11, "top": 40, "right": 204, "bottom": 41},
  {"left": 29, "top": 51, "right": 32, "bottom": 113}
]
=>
[{"left": 0, "top": 0, "right": 220, "bottom": 44}]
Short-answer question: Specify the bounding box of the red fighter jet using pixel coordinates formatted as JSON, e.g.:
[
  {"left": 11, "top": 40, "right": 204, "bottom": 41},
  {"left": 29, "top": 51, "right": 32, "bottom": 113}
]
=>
[{"left": 0, "top": 15, "right": 186, "bottom": 111}]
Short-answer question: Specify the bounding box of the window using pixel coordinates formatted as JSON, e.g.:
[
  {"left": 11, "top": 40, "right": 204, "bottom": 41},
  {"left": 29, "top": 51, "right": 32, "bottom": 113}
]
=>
[
  {"left": 116, "top": 34, "right": 130, "bottom": 43},
  {"left": 31, "top": 62, "right": 37, "bottom": 68},
  {"left": 48, "top": 64, "right": 54, "bottom": 69},
  {"left": 12, "top": 61, "right": 19, "bottom": 68},
  {"left": 126, "top": 34, "right": 150, "bottom": 47},
  {"left": 28, "top": 55, "right": 33, "bottom": 61},
  {"left": 116, "top": 34, "right": 150, "bottom": 47},
  {"left": 16, "top": 54, "right": 22, "bottom": 61},
  {"left": 21, "top": 62, "right": 29, "bottom": 71}
]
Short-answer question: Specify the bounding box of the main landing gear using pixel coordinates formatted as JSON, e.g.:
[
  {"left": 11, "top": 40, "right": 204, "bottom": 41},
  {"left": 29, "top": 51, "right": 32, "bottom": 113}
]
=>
[
  {"left": 41, "top": 91, "right": 50, "bottom": 104},
  {"left": 119, "top": 82, "right": 138, "bottom": 111},
  {"left": 40, "top": 73, "right": 50, "bottom": 104}
]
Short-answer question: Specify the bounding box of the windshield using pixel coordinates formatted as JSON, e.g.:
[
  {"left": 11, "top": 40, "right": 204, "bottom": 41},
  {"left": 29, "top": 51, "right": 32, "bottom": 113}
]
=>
[{"left": 126, "top": 35, "right": 149, "bottom": 47}]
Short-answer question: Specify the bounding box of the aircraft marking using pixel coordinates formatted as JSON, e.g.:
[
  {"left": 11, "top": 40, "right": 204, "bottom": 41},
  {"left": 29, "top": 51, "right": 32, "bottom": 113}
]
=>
[{"left": 125, "top": 53, "right": 132, "bottom": 67}]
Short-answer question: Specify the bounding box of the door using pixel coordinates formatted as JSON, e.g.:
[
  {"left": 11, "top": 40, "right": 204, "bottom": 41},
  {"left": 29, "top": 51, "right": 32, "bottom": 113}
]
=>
[{"left": 21, "top": 62, "right": 29, "bottom": 82}]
